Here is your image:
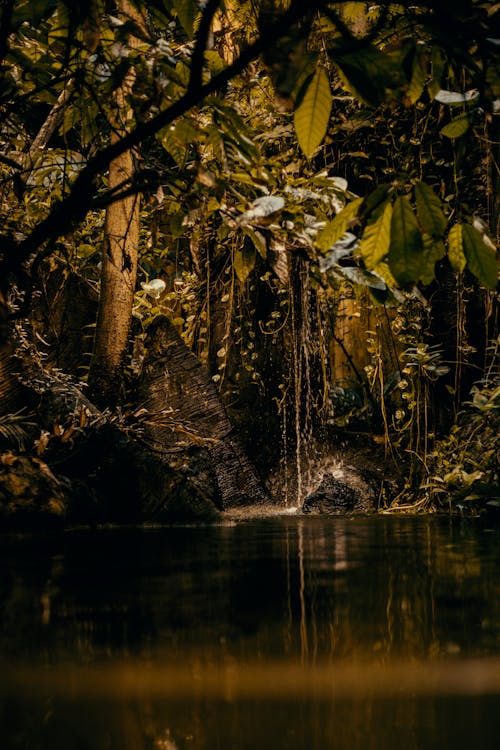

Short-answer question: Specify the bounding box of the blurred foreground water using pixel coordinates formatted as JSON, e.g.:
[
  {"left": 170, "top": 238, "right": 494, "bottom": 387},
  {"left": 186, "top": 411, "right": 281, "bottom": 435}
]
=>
[{"left": 1, "top": 514, "right": 499, "bottom": 749}]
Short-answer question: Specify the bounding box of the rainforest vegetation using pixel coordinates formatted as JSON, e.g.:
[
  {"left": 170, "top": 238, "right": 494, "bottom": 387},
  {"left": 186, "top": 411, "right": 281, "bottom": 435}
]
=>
[{"left": 0, "top": 0, "right": 498, "bottom": 526}]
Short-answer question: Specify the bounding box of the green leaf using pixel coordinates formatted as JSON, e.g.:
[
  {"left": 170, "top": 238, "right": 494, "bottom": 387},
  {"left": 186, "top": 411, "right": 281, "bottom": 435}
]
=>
[
  {"left": 388, "top": 196, "right": 424, "bottom": 285},
  {"left": 359, "top": 200, "right": 393, "bottom": 269},
  {"left": 234, "top": 245, "right": 256, "bottom": 284},
  {"left": 373, "top": 262, "right": 399, "bottom": 290},
  {"left": 440, "top": 113, "right": 471, "bottom": 139},
  {"left": 420, "top": 236, "right": 446, "bottom": 285},
  {"left": 407, "top": 53, "right": 426, "bottom": 105},
  {"left": 447, "top": 223, "right": 465, "bottom": 272},
  {"left": 157, "top": 118, "right": 198, "bottom": 167},
  {"left": 243, "top": 226, "right": 267, "bottom": 259},
  {"left": 360, "top": 183, "right": 392, "bottom": 220},
  {"left": 174, "top": 0, "right": 198, "bottom": 39},
  {"left": 334, "top": 44, "right": 404, "bottom": 106},
  {"left": 316, "top": 197, "right": 363, "bottom": 252},
  {"left": 414, "top": 181, "right": 447, "bottom": 237},
  {"left": 293, "top": 67, "right": 332, "bottom": 159},
  {"left": 462, "top": 223, "right": 498, "bottom": 289}
]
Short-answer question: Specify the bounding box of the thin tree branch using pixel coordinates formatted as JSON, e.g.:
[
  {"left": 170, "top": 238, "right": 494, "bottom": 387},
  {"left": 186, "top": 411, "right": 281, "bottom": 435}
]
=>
[{"left": 188, "top": 0, "right": 221, "bottom": 95}]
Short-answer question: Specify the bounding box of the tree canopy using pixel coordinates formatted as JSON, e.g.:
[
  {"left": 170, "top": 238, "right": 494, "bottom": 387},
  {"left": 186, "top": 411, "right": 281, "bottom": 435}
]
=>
[{"left": 0, "top": 1, "right": 498, "bottom": 311}]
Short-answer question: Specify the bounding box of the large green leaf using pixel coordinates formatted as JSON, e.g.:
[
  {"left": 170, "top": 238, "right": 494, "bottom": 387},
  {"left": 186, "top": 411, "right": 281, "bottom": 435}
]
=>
[
  {"left": 359, "top": 200, "right": 392, "bottom": 269},
  {"left": 316, "top": 197, "right": 363, "bottom": 252},
  {"left": 389, "top": 196, "right": 424, "bottom": 285},
  {"left": 293, "top": 67, "right": 332, "bottom": 159},
  {"left": 414, "top": 181, "right": 447, "bottom": 237},
  {"left": 462, "top": 223, "right": 498, "bottom": 289},
  {"left": 447, "top": 223, "right": 465, "bottom": 272}
]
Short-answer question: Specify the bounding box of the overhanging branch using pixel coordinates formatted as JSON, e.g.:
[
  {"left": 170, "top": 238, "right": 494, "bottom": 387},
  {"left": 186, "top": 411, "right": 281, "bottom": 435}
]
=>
[{"left": 0, "top": 0, "right": 323, "bottom": 284}]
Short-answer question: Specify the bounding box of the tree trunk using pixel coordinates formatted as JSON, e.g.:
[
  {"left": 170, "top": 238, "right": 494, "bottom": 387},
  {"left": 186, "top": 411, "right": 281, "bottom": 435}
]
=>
[
  {"left": 88, "top": 0, "right": 143, "bottom": 405},
  {"left": 88, "top": 147, "right": 140, "bottom": 404}
]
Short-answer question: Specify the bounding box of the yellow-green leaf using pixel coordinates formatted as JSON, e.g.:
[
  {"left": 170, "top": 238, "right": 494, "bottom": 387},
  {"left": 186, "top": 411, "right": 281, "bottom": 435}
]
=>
[
  {"left": 234, "top": 245, "right": 256, "bottom": 284},
  {"left": 294, "top": 67, "right": 332, "bottom": 159},
  {"left": 316, "top": 197, "right": 363, "bottom": 252},
  {"left": 462, "top": 223, "right": 498, "bottom": 289},
  {"left": 243, "top": 226, "right": 267, "bottom": 259},
  {"left": 440, "top": 113, "right": 471, "bottom": 139},
  {"left": 174, "top": 0, "right": 198, "bottom": 39},
  {"left": 447, "top": 223, "right": 465, "bottom": 272},
  {"left": 389, "top": 195, "right": 424, "bottom": 285},
  {"left": 414, "top": 181, "right": 447, "bottom": 237},
  {"left": 359, "top": 200, "right": 392, "bottom": 269},
  {"left": 407, "top": 53, "right": 426, "bottom": 105},
  {"left": 420, "top": 236, "right": 446, "bottom": 285},
  {"left": 373, "top": 262, "right": 398, "bottom": 289}
]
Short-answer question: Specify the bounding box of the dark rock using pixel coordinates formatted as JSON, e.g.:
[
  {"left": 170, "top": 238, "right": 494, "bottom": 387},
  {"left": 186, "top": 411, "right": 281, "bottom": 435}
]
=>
[
  {"left": 0, "top": 451, "right": 66, "bottom": 529},
  {"left": 302, "top": 472, "right": 372, "bottom": 515}
]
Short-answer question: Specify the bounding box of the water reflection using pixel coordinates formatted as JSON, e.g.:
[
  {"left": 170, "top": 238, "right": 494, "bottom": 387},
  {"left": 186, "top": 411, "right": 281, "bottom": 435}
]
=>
[{"left": 1, "top": 515, "right": 499, "bottom": 749}]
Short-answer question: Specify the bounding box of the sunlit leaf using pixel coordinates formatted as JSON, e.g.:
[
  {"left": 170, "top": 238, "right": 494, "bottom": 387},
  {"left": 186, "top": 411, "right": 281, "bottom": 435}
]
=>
[
  {"left": 76, "top": 243, "right": 97, "bottom": 259},
  {"left": 462, "top": 223, "right": 498, "bottom": 289},
  {"left": 373, "top": 262, "right": 399, "bottom": 290},
  {"left": 440, "top": 113, "right": 471, "bottom": 139},
  {"left": 237, "top": 195, "right": 285, "bottom": 225},
  {"left": 434, "top": 89, "right": 479, "bottom": 105},
  {"left": 234, "top": 245, "right": 256, "bottom": 283},
  {"left": 414, "top": 181, "right": 447, "bottom": 237},
  {"left": 316, "top": 197, "right": 363, "bottom": 252},
  {"left": 293, "top": 67, "right": 332, "bottom": 158},
  {"left": 359, "top": 200, "right": 392, "bottom": 269},
  {"left": 447, "top": 223, "right": 465, "bottom": 272},
  {"left": 389, "top": 196, "right": 424, "bottom": 285}
]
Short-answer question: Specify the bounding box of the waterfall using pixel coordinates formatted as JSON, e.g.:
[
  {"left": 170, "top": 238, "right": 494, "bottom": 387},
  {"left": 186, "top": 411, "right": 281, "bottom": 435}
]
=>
[{"left": 285, "top": 258, "right": 317, "bottom": 507}]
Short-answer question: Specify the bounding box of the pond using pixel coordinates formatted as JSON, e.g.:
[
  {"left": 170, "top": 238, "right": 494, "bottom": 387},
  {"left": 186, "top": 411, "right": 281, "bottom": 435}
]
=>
[{"left": 1, "top": 514, "right": 499, "bottom": 749}]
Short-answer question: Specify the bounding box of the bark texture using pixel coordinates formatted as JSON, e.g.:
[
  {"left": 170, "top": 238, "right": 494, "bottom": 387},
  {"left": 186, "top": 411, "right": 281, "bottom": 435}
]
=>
[
  {"left": 138, "top": 316, "right": 268, "bottom": 509},
  {"left": 88, "top": 0, "right": 144, "bottom": 404}
]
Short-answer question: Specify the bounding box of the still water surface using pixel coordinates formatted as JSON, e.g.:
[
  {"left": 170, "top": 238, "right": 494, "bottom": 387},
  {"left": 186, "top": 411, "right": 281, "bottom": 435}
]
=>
[{"left": 1, "top": 514, "right": 499, "bottom": 749}]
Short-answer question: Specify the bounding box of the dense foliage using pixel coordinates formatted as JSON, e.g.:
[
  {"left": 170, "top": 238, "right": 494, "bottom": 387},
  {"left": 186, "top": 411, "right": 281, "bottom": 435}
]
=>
[{"left": 0, "top": 1, "right": 498, "bottom": 513}]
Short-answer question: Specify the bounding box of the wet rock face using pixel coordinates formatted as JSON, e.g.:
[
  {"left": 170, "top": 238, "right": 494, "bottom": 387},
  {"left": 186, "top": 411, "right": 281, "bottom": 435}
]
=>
[{"left": 302, "top": 473, "right": 372, "bottom": 515}]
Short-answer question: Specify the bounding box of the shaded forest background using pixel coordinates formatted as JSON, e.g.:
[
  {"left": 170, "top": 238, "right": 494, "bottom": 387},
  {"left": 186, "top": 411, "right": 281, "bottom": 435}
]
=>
[{"left": 0, "top": 0, "right": 498, "bottom": 525}]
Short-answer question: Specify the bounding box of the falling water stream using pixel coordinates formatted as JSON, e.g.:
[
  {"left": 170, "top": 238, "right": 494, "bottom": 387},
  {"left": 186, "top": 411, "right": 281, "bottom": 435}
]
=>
[{"left": 287, "top": 258, "right": 317, "bottom": 507}]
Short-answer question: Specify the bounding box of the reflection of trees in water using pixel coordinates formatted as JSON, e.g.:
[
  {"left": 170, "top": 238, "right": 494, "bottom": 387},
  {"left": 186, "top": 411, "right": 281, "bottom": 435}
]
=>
[
  {"left": 0, "top": 520, "right": 499, "bottom": 664},
  {"left": 1, "top": 519, "right": 500, "bottom": 749},
  {"left": 286, "top": 518, "right": 500, "bottom": 662}
]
